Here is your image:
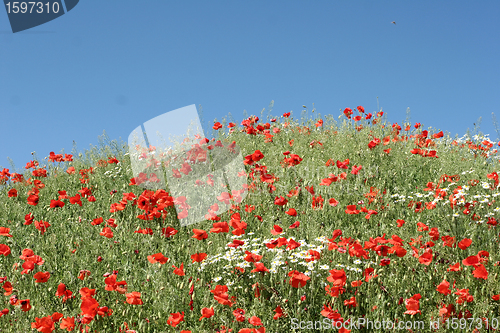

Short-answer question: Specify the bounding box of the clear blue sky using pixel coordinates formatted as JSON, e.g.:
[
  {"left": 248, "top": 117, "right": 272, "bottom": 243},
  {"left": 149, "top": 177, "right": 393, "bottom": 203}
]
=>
[{"left": 1, "top": 1, "right": 499, "bottom": 173}]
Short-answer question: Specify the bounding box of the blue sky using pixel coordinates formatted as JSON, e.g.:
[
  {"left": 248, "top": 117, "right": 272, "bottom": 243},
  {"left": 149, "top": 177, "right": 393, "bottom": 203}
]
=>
[{"left": 1, "top": 1, "right": 499, "bottom": 173}]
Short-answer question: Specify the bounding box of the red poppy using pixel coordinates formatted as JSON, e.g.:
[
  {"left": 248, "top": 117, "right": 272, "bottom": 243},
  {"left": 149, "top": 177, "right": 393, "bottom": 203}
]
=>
[
  {"left": 436, "top": 279, "right": 451, "bottom": 295},
  {"left": 0, "top": 244, "right": 10, "bottom": 257},
  {"left": 249, "top": 315, "right": 263, "bottom": 326},
  {"left": 344, "top": 296, "right": 358, "bottom": 308},
  {"left": 100, "top": 227, "right": 114, "bottom": 238},
  {"left": 404, "top": 294, "right": 421, "bottom": 315},
  {"left": 191, "top": 253, "right": 207, "bottom": 263},
  {"left": 56, "top": 283, "right": 73, "bottom": 302},
  {"left": 172, "top": 263, "right": 185, "bottom": 276},
  {"left": 273, "top": 306, "right": 285, "bottom": 320},
  {"left": 31, "top": 316, "right": 55, "bottom": 332},
  {"left": 462, "top": 255, "right": 479, "bottom": 266},
  {"left": 167, "top": 311, "right": 185, "bottom": 327},
  {"left": 33, "top": 271, "right": 50, "bottom": 283},
  {"left": 210, "top": 222, "right": 229, "bottom": 233},
  {"left": 288, "top": 270, "right": 310, "bottom": 288},
  {"left": 274, "top": 196, "right": 288, "bottom": 206},
  {"left": 35, "top": 220, "right": 51, "bottom": 235},
  {"left": 192, "top": 229, "right": 208, "bottom": 240},
  {"left": 200, "top": 307, "right": 214, "bottom": 321},
  {"left": 148, "top": 253, "right": 169, "bottom": 264},
  {"left": 50, "top": 199, "right": 65, "bottom": 208},
  {"left": 27, "top": 194, "right": 39, "bottom": 206},
  {"left": 104, "top": 274, "right": 127, "bottom": 293},
  {"left": 251, "top": 262, "right": 269, "bottom": 274},
  {"left": 418, "top": 252, "right": 433, "bottom": 265},
  {"left": 270, "top": 225, "right": 283, "bottom": 235},
  {"left": 289, "top": 221, "right": 300, "bottom": 229},
  {"left": 305, "top": 250, "right": 321, "bottom": 262},
  {"left": 125, "top": 291, "right": 143, "bottom": 305},
  {"left": 286, "top": 239, "right": 301, "bottom": 250},
  {"left": 20, "top": 299, "right": 31, "bottom": 312},
  {"left": 345, "top": 205, "right": 360, "bottom": 214},
  {"left": 472, "top": 264, "right": 488, "bottom": 279},
  {"left": 458, "top": 238, "right": 472, "bottom": 250},
  {"left": 0, "top": 227, "right": 12, "bottom": 237}
]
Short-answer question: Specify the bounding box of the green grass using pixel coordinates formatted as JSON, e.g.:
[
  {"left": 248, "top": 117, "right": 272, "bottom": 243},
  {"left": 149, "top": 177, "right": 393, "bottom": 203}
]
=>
[{"left": 0, "top": 106, "right": 499, "bottom": 332}]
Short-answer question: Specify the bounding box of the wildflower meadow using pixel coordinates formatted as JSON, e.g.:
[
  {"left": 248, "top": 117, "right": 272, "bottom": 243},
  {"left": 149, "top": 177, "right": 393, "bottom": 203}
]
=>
[{"left": 1, "top": 105, "right": 500, "bottom": 333}]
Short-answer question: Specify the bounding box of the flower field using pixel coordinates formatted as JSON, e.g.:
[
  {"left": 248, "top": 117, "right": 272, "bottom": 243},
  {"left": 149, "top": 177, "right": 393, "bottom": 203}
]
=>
[{"left": 1, "top": 106, "right": 500, "bottom": 332}]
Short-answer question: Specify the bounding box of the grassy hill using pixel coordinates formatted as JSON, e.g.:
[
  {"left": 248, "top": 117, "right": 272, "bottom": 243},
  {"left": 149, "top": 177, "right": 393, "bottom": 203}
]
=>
[{"left": 0, "top": 106, "right": 499, "bottom": 332}]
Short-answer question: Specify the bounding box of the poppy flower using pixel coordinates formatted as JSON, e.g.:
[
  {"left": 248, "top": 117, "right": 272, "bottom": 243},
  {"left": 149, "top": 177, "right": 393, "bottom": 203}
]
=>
[
  {"left": 312, "top": 195, "right": 324, "bottom": 209},
  {"left": 100, "top": 227, "right": 114, "bottom": 238},
  {"left": 191, "top": 253, "right": 207, "bottom": 263},
  {"left": 462, "top": 255, "right": 479, "bottom": 267},
  {"left": 7, "top": 189, "right": 17, "bottom": 197},
  {"left": 285, "top": 208, "right": 297, "bottom": 216},
  {"left": 2, "top": 281, "right": 13, "bottom": 296},
  {"left": 148, "top": 253, "right": 169, "bottom": 265},
  {"left": 458, "top": 238, "right": 472, "bottom": 250},
  {"left": 172, "top": 263, "right": 185, "bottom": 276},
  {"left": 31, "top": 316, "right": 55, "bottom": 332},
  {"left": 35, "top": 220, "right": 51, "bottom": 235},
  {"left": 161, "top": 227, "right": 178, "bottom": 238},
  {"left": 244, "top": 251, "right": 263, "bottom": 263},
  {"left": 436, "top": 279, "right": 451, "bottom": 295},
  {"left": 104, "top": 274, "right": 127, "bottom": 293},
  {"left": 327, "top": 198, "right": 339, "bottom": 207},
  {"left": 455, "top": 289, "right": 474, "bottom": 304},
  {"left": 232, "top": 308, "right": 246, "bottom": 322},
  {"left": 33, "top": 271, "right": 50, "bottom": 283},
  {"left": 56, "top": 283, "right": 73, "bottom": 302},
  {"left": 60, "top": 316, "right": 75, "bottom": 331},
  {"left": 192, "top": 229, "right": 208, "bottom": 240},
  {"left": 448, "top": 262, "right": 460, "bottom": 272},
  {"left": 286, "top": 239, "right": 301, "bottom": 250},
  {"left": 50, "top": 199, "right": 65, "bottom": 208},
  {"left": 274, "top": 196, "right": 288, "bottom": 206},
  {"left": 125, "top": 291, "right": 143, "bottom": 305},
  {"left": 134, "top": 228, "right": 153, "bottom": 235},
  {"left": 472, "top": 264, "right": 488, "bottom": 279},
  {"left": 200, "top": 307, "right": 214, "bottom": 321},
  {"left": 344, "top": 296, "right": 358, "bottom": 308},
  {"left": 227, "top": 239, "right": 245, "bottom": 248},
  {"left": 0, "top": 227, "right": 12, "bottom": 237},
  {"left": 404, "top": 295, "right": 421, "bottom": 315},
  {"left": 418, "top": 252, "right": 433, "bottom": 265},
  {"left": 167, "top": 311, "right": 184, "bottom": 327},
  {"left": 251, "top": 262, "right": 269, "bottom": 273},
  {"left": 27, "top": 194, "right": 39, "bottom": 206},
  {"left": 0, "top": 244, "right": 10, "bottom": 257},
  {"left": 288, "top": 270, "right": 310, "bottom": 288},
  {"left": 210, "top": 222, "right": 229, "bottom": 233},
  {"left": 270, "top": 225, "right": 283, "bottom": 235},
  {"left": 249, "top": 316, "right": 263, "bottom": 326},
  {"left": 289, "top": 221, "right": 300, "bottom": 229},
  {"left": 345, "top": 205, "right": 360, "bottom": 214},
  {"left": 24, "top": 213, "right": 34, "bottom": 225},
  {"left": 273, "top": 306, "right": 285, "bottom": 320},
  {"left": 305, "top": 250, "right": 321, "bottom": 262},
  {"left": 20, "top": 299, "right": 31, "bottom": 312},
  {"left": 0, "top": 309, "right": 8, "bottom": 318}
]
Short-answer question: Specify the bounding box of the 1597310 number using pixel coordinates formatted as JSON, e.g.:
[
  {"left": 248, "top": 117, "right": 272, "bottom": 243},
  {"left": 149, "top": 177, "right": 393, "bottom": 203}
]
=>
[
  {"left": 445, "top": 317, "right": 499, "bottom": 330},
  {"left": 5, "top": 2, "right": 60, "bottom": 14}
]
